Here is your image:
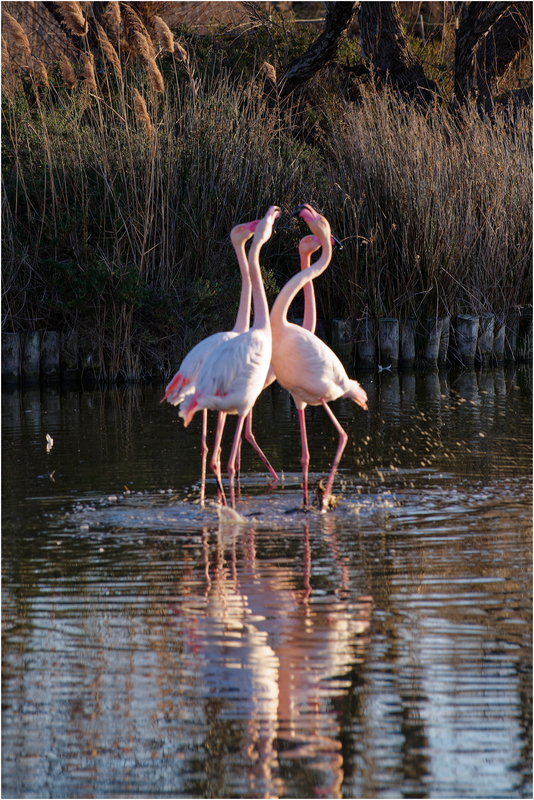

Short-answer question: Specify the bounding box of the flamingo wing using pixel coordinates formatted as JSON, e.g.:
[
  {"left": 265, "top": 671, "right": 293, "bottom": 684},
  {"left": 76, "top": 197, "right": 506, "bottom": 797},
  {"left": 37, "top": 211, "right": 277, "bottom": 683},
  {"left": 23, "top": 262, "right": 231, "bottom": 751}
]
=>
[
  {"left": 181, "top": 329, "right": 271, "bottom": 423},
  {"left": 162, "top": 330, "right": 239, "bottom": 405}
]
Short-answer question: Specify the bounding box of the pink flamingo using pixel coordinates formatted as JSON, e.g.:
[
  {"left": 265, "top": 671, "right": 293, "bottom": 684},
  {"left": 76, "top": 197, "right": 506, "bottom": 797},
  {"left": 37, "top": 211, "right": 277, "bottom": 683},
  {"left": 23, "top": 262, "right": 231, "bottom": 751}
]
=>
[
  {"left": 161, "top": 219, "right": 276, "bottom": 502},
  {"left": 181, "top": 205, "right": 280, "bottom": 508},
  {"left": 270, "top": 204, "right": 368, "bottom": 511},
  {"left": 243, "top": 232, "right": 324, "bottom": 465}
]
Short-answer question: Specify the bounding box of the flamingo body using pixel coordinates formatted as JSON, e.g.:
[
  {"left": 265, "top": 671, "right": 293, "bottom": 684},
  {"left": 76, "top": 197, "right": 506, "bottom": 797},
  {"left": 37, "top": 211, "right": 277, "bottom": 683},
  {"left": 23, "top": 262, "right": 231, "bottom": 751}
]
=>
[
  {"left": 270, "top": 204, "right": 367, "bottom": 510},
  {"left": 181, "top": 205, "right": 280, "bottom": 507},
  {"left": 181, "top": 328, "right": 271, "bottom": 422}
]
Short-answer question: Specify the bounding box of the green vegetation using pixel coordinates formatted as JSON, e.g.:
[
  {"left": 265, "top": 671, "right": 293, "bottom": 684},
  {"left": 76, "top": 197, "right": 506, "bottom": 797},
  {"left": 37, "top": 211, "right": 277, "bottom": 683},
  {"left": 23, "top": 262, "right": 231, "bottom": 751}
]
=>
[{"left": 2, "top": 10, "right": 532, "bottom": 381}]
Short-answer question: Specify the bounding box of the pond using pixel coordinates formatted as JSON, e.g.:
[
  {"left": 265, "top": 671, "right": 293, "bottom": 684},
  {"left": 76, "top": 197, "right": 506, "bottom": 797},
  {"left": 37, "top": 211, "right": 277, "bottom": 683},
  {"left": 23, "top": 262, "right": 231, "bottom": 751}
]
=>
[{"left": 2, "top": 366, "right": 532, "bottom": 799}]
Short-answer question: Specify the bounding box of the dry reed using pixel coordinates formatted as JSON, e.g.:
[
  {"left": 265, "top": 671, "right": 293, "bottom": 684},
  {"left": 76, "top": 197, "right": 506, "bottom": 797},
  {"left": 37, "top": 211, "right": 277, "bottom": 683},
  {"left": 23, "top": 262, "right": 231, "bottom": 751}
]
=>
[
  {"left": 154, "top": 16, "right": 174, "bottom": 54},
  {"left": 96, "top": 22, "right": 122, "bottom": 80},
  {"left": 61, "top": 53, "right": 77, "bottom": 89},
  {"left": 82, "top": 51, "right": 97, "bottom": 93},
  {"left": 104, "top": 1, "right": 121, "bottom": 32},
  {"left": 58, "top": 1, "right": 88, "bottom": 37},
  {"left": 3, "top": 11, "right": 31, "bottom": 59},
  {"left": 133, "top": 87, "right": 153, "bottom": 136}
]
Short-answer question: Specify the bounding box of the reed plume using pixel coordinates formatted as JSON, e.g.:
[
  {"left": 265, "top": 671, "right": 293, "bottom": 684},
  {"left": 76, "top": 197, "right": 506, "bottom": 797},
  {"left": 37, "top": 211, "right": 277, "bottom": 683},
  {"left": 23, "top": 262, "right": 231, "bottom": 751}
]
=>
[
  {"left": 58, "top": 1, "right": 88, "bottom": 37},
  {"left": 31, "top": 57, "right": 49, "bottom": 88},
  {"left": 61, "top": 53, "right": 77, "bottom": 89},
  {"left": 133, "top": 88, "right": 153, "bottom": 136},
  {"left": 123, "top": 4, "right": 155, "bottom": 59},
  {"left": 96, "top": 22, "right": 122, "bottom": 79},
  {"left": 82, "top": 52, "right": 98, "bottom": 93},
  {"left": 104, "top": 0, "right": 121, "bottom": 31},
  {"left": 135, "top": 32, "right": 164, "bottom": 93},
  {"left": 154, "top": 16, "right": 174, "bottom": 53},
  {"left": 173, "top": 41, "right": 198, "bottom": 101},
  {"left": 3, "top": 11, "right": 31, "bottom": 59}
]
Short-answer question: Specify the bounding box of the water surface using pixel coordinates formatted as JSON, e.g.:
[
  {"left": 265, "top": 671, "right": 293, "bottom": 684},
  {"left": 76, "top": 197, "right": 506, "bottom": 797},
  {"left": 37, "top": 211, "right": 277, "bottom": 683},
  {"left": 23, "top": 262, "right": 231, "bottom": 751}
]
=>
[{"left": 2, "top": 366, "right": 532, "bottom": 798}]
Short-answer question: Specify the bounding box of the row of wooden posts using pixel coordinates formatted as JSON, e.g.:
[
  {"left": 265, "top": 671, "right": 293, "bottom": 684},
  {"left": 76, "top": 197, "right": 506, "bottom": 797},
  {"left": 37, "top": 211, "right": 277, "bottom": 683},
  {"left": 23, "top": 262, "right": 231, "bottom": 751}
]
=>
[{"left": 2, "top": 312, "right": 532, "bottom": 386}]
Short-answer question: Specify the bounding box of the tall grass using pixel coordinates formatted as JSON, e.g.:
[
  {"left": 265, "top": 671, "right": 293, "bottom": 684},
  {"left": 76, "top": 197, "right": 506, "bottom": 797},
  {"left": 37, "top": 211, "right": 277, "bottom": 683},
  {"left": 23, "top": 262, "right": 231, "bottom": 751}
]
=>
[
  {"left": 319, "top": 87, "right": 532, "bottom": 329},
  {"left": 2, "top": 13, "right": 532, "bottom": 380},
  {"left": 2, "top": 54, "right": 319, "bottom": 380}
]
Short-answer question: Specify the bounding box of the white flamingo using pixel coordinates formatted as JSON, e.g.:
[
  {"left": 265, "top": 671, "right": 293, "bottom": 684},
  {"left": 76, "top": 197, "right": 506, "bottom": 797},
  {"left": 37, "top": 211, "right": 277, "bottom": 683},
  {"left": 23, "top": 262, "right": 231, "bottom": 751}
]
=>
[
  {"left": 270, "top": 204, "right": 368, "bottom": 511},
  {"left": 181, "top": 205, "right": 280, "bottom": 508},
  {"left": 161, "top": 219, "right": 276, "bottom": 502}
]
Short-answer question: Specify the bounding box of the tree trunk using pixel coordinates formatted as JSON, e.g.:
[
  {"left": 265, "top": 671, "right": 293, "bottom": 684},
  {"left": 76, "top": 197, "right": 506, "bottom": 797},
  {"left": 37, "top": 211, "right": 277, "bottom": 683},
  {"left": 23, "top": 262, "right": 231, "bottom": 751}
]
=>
[
  {"left": 475, "top": 2, "right": 533, "bottom": 108},
  {"left": 453, "top": 1, "right": 513, "bottom": 104},
  {"left": 358, "top": 1, "right": 442, "bottom": 106},
  {"left": 277, "top": 1, "right": 358, "bottom": 98}
]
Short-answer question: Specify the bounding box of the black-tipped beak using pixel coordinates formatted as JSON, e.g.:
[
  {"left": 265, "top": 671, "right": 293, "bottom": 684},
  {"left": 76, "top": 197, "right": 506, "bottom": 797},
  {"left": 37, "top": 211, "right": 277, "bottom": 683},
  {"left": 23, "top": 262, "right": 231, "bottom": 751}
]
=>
[{"left": 332, "top": 235, "right": 343, "bottom": 252}]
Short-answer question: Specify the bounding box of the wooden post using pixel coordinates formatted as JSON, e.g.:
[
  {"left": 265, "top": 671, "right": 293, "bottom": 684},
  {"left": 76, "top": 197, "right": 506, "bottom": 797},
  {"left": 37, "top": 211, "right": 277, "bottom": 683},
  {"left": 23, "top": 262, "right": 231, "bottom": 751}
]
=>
[
  {"left": 378, "top": 318, "right": 399, "bottom": 370},
  {"left": 454, "top": 315, "right": 479, "bottom": 368},
  {"left": 437, "top": 316, "right": 450, "bottom": 365},
  {"left": 355, "top": 315, "right": 375, "bottom": 370},
  {"left": 22, "top": 331, "right": 41, "bottom": 384},
  {"left": 331, "top": 319, "right": 353, "bottom": 370},
  {"left": 516, "top": 311, "right": 533, "bottom": 362},
  {"left": 493, "top": 323, "right": 506, "bottom": 362},
  {"left": 424, "top": 317, "right": 441, "bottom": 367},
  {"left": 2, "top": 332, "right": 21, "bottom": 385},
  {"left": 477, "top": 314, "right": 494, "bottom": 365},
  {"left": 60, "top": 330, "right": 80, "bottom": 384},
  {"left": 400, "top": 318, "right": 416, "bottom": 368},
  {"left": 504, "top": 313, "right": 519, "bottom": 361},
  {"left": 41, "top": 331, "right": 60, "bottom": 383}
]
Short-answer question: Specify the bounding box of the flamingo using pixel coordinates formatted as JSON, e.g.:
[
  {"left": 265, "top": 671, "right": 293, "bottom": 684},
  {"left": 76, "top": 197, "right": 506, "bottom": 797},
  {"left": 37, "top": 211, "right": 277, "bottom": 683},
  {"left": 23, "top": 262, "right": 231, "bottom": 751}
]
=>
[
  {"left": 242, "top": 232, "right": 324, "bottom": 466},
  {"left": 270, "top": 204, "right": 368, "bottom": 511},
  {"left": 161, "top": 219, "right": 274, "bottom": 502},
  {"left": 181, "top": 205, "right": 280, "bottom": 508}
]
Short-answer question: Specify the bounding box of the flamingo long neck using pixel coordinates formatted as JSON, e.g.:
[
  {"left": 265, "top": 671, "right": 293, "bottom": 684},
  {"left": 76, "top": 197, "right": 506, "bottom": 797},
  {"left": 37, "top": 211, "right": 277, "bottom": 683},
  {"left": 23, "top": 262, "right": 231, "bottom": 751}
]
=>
[
  {"left": 301, "top": 252, "right": 316, "bottom": 333},
  {"left": 271, "top": 236, "right": 332, "bottom": 329},
  {"left": 247, "top": 237, "right": 271, "bottom": 333},
  {"left": 232, "top": 240, "right": 252, "bottom": 334}
]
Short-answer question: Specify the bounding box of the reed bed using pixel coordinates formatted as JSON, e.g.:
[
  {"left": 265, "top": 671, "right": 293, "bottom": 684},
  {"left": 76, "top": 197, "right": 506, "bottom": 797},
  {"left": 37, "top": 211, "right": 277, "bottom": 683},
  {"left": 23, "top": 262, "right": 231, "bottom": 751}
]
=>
[
  {"left": 2, "top": 9, "right": 532, "bottom": 381},
  {"left": 319, "top": 88, "right": 532, "bottom": 330}
]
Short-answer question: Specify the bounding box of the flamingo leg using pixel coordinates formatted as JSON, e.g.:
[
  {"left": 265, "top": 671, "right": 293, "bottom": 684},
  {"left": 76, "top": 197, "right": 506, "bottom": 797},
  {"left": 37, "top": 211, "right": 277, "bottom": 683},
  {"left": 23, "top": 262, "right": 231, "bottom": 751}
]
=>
[
  {"left": 320, "top": 399, "right": 348, "bottom": 511},
  {"left": 297, "top": 408, "right": 310, "bottom": 507},
  {"left": 227, "top": 415, "right": 246, "bottom": 509},
  {"left": 210, "top": 411, "right": 228, "bottom": 505},
  {"left": 244, "top": 410, "right": 278, "bottom": 483},
  {"left": 200, "top": 409, "right": 208, "bottom": 506}
]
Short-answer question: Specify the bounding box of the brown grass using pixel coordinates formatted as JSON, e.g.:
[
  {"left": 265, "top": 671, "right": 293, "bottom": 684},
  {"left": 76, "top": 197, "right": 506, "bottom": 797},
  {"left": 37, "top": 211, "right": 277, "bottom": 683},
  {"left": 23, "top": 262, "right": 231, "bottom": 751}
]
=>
[{"left": 57, "top": 1, "right": 88, "bottom": 37}]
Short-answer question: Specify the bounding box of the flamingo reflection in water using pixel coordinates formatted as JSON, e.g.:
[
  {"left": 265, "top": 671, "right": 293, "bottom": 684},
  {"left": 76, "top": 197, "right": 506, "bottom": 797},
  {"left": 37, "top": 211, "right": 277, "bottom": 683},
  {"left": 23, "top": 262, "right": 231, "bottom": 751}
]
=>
[{"left": 169, "top": 524, "right": 372, "bottom": 798}]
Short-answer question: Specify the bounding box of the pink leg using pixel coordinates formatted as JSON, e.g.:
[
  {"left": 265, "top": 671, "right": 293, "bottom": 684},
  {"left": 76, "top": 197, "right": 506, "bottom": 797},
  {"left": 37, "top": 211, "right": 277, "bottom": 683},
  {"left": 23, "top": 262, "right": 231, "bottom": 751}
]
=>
[
  {"left": 200, "top": 409, "right": 208, "bottom": 506},
  {"left": 297, "top": 408, "right": 310, "bottom": 507},
  {"left": 227, "top": 415, "right": 246, "bottom": 509},
  {"left": 320, "top": 399, "right": 348, "bottom": 511},
  {"left": 210, "top": 411, "right": 228, "bottom": 505},
  {"left": 244, "top": 410, "right": 278, "bottom": 483}
]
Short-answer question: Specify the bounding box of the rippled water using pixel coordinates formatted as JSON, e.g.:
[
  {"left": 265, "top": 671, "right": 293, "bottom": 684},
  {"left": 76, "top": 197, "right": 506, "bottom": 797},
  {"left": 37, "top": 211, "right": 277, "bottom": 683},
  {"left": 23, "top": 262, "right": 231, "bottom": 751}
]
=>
[{"left": 2, "top": 366, "right": 532, "bottom": 798}]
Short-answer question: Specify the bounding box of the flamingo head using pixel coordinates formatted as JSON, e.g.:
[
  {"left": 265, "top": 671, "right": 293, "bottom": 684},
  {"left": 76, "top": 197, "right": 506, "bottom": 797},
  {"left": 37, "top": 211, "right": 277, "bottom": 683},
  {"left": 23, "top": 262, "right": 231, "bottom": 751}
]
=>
[
  {"left": 299, "top": 234, "right": 340, "bottom": 260},
  {"left": 251, "top": 205, "right": 281, "bottom": 245},
  {"left": 293, "top": 204, "right": 331, "bottom": 243},
  {"left": 230, "top": 219, "right": 259, "bottom": 246},
  {"left": 298, "top": 234, "right": 322, "bottom": 258}
]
